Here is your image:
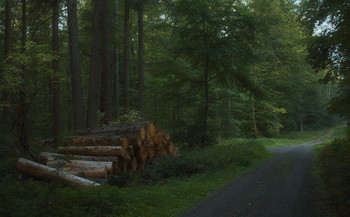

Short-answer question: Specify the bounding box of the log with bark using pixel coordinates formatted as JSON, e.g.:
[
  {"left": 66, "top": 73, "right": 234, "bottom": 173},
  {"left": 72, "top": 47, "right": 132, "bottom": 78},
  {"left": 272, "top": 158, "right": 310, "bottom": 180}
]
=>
[
  {"left": 82, "top": 121, "right": 152, "bottom": 137},
  {"left": 46, "top": 159, "right": 113, "bottom": 178},
  {"left": 16, "top": 158, "right": 100, "bottom": 187},
  {"left": 38, "top": 152, "right": 119, "bottom": 164},
  {"left": 57, "top": 146, "right": 132, "bottom": 160}
]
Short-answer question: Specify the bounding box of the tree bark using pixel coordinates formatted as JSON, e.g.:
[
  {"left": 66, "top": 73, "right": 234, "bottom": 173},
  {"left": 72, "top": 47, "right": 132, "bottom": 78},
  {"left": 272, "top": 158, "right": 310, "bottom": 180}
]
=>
[
  {"left": 123, "top": 0, "right": 131, "bottom": 112},
  {"left": 112, "top": 0, "right": 120, "bottom": 119},
  {"left": 86, "top": 0, "right": 104, "bottom": 128},
  {"left": 16, "top": 158, "right": 100, "bottom": 187},
  {"left": 38, "top": 152, "right": 118, "bottom": 164},
  {"left": 52, "top": 0, "right": 61, "bottom": 137},
  {"left": 137, "top": 2, "right": 145, "bottom": 116},
  {"left": 58, "top": 146, "right": 132, "bottom": 159},
  {"left": 101, "top": 0, "right": 112, "bottom": 121},
  {"left": 46, "top": 159, "right": 113, "bottom": 178},
  {"left": 252, "top": 96, "right": 259, "bottom": 138},
  {"left": 20, "top": 0, "right": 29, "bottom": 147},
  {"left": 200, "top": 53, "right": 210, "bottom": 146},
  {"left": 2, "top": 0, "right": 13, "bottom": 122},
  {"left": 67, "top": 0, "right": 84, "bottom": 129}
]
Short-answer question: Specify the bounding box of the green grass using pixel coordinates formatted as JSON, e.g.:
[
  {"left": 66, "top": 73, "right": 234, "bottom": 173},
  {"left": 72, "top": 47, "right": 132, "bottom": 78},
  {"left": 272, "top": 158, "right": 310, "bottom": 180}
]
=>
[
  {"left": 0, "top": 139, "right": 272, "bottom": 217},
  {"left": 254, "top": 129, "right": 330, "bottom": 147},
  {"left": 2, "top": 127, "right": 334, "bottom": 217},
  {"left": 312, "top": 125, "right": 349, "bottom": 217}
]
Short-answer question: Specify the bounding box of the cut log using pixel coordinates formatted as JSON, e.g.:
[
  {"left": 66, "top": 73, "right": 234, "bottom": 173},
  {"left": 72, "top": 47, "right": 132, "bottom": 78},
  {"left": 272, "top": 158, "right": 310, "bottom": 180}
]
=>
[
  {"left": 146, "top": 122, "right": 157, "bottom": 137},
  {"left": 118, "top": 158, "right": 128, "bottom": 173},
  {"left": 16, "top": 158, "right": 100, "bottom": 188},
  {"left": 143, "top": 131, "right": 153, "bottom": 147},
  {"left": 46, "top": 159, "right": 113, "bottom": 178},
  {"left": 38, "top": 152, "right": 119, "bottom": 164},
  {"left": 82, "top": 121, "right": 151, "bottom": 138},
  {"left": 146, "top": 147, "right": 155, "bottom": 162},
  {"left": 128, "top": 157, "right": 138, "bottom": 173},
  {"left": 64, "top": 136, "right": 123, "bottom": 146},
  {"left": 166, "top": 142, "right": 174, "bottom": 155},
  {"left": 57, "top": 146, "right": 131, "bottom": 160}
]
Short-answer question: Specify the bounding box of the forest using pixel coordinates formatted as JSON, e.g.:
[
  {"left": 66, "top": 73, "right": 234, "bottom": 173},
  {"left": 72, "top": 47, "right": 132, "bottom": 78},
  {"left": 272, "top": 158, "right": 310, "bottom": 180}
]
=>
[{"left": 0, "top": 0, "right": 349, "bottom": 216}]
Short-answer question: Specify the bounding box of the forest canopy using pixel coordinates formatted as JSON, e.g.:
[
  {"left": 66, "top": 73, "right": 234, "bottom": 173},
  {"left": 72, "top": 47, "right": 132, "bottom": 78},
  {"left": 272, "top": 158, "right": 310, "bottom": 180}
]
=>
[{"left": 0, "top": 0, "right": 341, "bottom": 152}]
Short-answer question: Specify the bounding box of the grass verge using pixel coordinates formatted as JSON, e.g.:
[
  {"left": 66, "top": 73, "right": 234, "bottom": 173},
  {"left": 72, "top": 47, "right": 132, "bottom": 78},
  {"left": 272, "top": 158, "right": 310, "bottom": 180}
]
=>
[
  {"left": 313, "top": 126, "right": 349, "bottom": 217},
  {"left": 255, "top": 128, "right": 330, "bottom": 147},
  {"left": 0, "top": 139, "right": 272, "bottom": 217}
]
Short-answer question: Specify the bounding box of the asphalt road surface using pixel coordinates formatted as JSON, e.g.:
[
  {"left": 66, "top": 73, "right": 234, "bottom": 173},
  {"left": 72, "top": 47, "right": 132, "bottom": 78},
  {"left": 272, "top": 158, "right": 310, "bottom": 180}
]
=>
[{"left": 181, "top": 139, "right": 325, "bottom": 217}]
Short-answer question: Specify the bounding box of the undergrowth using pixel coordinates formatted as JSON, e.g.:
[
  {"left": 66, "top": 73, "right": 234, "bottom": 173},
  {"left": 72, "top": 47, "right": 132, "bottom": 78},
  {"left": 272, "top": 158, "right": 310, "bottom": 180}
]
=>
[
  {"left": 0, "top": 139, "right": 270, "bottom": 217},
  {"left": 313, "top": 126, "right": 350, "bottom": 217},
  {"left": 315, "top": 138, "right": 350, "bottom": 217}
]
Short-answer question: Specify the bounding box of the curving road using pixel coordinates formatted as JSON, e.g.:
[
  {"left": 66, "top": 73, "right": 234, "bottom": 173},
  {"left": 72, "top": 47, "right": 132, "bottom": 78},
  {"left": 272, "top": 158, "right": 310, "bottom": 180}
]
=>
[{"left": 181, "top": 139, "right": 325, "bottom": 217}]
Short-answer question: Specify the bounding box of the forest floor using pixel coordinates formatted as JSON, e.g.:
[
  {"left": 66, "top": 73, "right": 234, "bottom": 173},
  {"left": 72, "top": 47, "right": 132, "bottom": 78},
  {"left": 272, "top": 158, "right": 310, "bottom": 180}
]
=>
[{"left": 181, "top": 137, "right": 329, "bottom": 217}]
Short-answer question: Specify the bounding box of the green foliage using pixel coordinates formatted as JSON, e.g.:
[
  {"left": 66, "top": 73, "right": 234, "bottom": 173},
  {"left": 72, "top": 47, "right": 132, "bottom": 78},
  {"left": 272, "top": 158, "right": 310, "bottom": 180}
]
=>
[
  {"left": 131, "top": 139, "right": 268, "bottom": 184},
  {"left": 315, "top": 139, "right": 350, "bottom": 217},
  {"left": 0, "top": 138, "right": 271, "bottom": 217},
  {"left": 109, "top": 110, "right": 143, "bottom": 125}
]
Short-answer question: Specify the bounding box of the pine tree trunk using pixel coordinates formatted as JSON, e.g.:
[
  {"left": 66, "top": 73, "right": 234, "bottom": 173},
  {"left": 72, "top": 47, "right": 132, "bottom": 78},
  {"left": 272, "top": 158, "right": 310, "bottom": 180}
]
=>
[
  {"left": 52, "top": 0, "right": 61, "bottom": 137},
  {"left": 86, "top": 0, "right": 104, "bottom": 128},
  {"left": 101, "top": 0, "right": 112, "bottom": 120},
  {"left": 137, "top": 3, "right": 145, "bottom": 116},
  {"left": 200, "top": 53, "right": 210, "bottom": 146},
  {"left": 112, "top": 0, "right": 120, "bottom": 119},
  {"left": 2, "top": 0, "right": 13, "bottom": 122},
  {"left": 67, "top": 0, "right": 84, "bottom": 129},
  {"left": 252, "top": 96, "right": 258, "bottom": 138},
  {"left": 123, "top": 0, "right": 131, "bottom": 112},
  {"left": 19, "top": 0, "right": 29, "bottom": 147}
]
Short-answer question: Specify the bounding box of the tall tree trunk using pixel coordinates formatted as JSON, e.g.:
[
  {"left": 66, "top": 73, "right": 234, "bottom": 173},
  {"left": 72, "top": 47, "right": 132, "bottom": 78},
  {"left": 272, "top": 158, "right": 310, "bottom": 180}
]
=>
[
  {"left": 300, "top": 114, "right": 304, "bottom": 132},
  {"left": 52, "top": 0, "right": 60, "bottom": 138},
  {"left": 20, "top": 0, "right": 29, "bottom": 147},
  {"left": 123, "top": 0, "right": 131, "bottom": 113},
  {"left": 252, "top": 96, "right": 258, "bottom": 138},
  {"left": 101, "top": 0, "right": 112, "bottom": 121},
  {"left": 86, "top": 0, "right": 104, "bottom": 128},
  {"left": 2, "top": 0, "right": 13, "bottom": 122},
  {"left": 67, "top": 0, "right": 84, "bottom": 130},
  {"left": 137, "top": 2, "right": 145, "bottom": 116},
  {"left": 112, "top": 0, "right": 120, "bottom": 119},
  {"left": 200, "top": 53, "right": 210, "bottom": 146}
]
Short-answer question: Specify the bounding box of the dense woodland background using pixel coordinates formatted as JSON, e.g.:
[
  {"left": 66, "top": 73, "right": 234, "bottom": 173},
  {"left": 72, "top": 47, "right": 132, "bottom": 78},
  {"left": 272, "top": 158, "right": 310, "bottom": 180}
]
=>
[
  {"left": 0, "top": 0, "right": 348, "bottom": 156},
  {"left": 1, "top": 0, "right": 350, "bottom": 216}
]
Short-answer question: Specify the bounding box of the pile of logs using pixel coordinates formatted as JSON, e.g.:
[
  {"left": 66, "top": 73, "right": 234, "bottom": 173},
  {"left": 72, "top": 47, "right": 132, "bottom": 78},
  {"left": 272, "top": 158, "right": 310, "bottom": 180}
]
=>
[{"left": 16, "top": 121, "right": 179, "bottom": 187}]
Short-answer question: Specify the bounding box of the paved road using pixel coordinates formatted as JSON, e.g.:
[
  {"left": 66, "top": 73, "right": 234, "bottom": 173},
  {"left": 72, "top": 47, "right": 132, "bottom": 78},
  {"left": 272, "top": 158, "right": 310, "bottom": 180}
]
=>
[{"left": 181, "top": 140, "right": 325, "bottom": 217}]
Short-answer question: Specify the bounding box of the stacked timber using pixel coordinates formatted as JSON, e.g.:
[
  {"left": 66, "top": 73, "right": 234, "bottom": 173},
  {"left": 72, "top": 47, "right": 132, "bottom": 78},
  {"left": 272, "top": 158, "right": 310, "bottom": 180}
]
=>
[{"left": 16, "top": 121, "right": 178, "bottom": 187}]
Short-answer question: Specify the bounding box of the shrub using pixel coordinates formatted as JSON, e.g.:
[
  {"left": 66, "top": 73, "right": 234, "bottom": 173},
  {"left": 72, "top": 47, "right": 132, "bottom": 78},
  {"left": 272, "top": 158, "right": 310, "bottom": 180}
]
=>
[{"left": 318, "top": 139, "right": 350, "bottom": 217}]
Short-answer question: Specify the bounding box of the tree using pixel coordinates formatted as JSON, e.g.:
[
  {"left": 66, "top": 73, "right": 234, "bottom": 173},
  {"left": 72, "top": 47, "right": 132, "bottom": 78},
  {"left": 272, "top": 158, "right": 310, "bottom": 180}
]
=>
[
  {"left": 137, "top": 0, "right": 145, "bottom": 116},
  {"left": 301, "top": 0, "right": 350, "bottom": 127},
  {"left": 165, "top": 0, "right": 256, "bottom": 145},
  {"left": 86, "top": 0, "right": 104, "bottom": 128},
  {"left": 100, "top": 0, "right": 112, "bottom": 121},
  {"left": 2, "top": 0, "right": 13, "bottom": 121},
  {"left": 67, "top": 0, "right": 84, "bottom": 129},
  {"left": 51, "top": 0, "right": 60, "bottom": 137},
  {"left": 123, "top": 0, "right": 131, "bottom": 113}
]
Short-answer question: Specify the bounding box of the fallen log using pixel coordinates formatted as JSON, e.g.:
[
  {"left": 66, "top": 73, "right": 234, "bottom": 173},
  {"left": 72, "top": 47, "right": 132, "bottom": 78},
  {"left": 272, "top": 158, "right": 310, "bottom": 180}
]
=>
[
  {"left": 57, "top": 146, "right": 132, "bottom": 160},
  {"left": 16, "top": 158, "right": 100, "bottom": 188},
  {"left": 128, "top": 157, "right": 138, "bottom": 173},
  {"left": 38, "top": 152, "right": 119, "bottom": 164},
  {"left": 46, "top": 160, "right": 113, "bottom": 178},
  {"left": 83, "top": 121, "right": 151, "bottom": 139}
]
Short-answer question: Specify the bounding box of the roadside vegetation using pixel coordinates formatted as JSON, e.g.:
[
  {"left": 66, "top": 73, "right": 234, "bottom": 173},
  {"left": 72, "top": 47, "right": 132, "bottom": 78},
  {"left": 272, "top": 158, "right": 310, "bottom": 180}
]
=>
[
  {"left": 1, "top": 128, "right": 334, "bottom": 217},
  {"left": 0, "top": 139, "right": 271, "bottom": 217},
  {"left": 313, "top": 126, "right": 350, "bottom": 217}
]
